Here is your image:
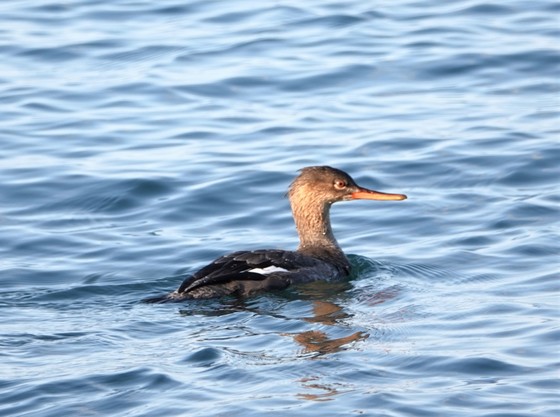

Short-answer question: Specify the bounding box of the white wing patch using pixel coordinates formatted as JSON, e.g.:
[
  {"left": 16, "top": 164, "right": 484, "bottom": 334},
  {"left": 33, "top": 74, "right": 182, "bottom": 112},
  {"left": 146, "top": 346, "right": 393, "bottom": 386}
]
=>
[{"left": 248, "top": 265, "right": 289, "bottom": 275}]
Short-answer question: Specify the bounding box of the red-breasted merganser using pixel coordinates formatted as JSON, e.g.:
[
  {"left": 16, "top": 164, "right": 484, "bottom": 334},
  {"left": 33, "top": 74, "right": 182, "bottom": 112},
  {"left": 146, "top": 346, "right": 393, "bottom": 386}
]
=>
[{"left": 146, "top": 166, "right": 406, "bottom": 302}]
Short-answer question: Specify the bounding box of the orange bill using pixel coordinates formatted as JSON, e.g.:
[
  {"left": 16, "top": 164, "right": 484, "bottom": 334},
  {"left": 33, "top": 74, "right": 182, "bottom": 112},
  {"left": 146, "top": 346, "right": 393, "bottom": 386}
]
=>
[{"left": 351, "top": 188, "right": 407, "bottom": 201}]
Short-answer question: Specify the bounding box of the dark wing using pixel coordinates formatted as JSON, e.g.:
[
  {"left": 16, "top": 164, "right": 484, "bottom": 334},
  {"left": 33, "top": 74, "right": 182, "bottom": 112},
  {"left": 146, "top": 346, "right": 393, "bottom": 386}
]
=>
[{"left": 177, "top": 249, "right": 320, "bottom": 296}]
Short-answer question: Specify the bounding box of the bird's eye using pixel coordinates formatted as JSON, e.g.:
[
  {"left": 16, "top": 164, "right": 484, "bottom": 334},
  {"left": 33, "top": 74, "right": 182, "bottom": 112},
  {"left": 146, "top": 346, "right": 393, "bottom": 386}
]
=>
[{"left": 333, "top": 179, "right": 347, "bottom": 190}]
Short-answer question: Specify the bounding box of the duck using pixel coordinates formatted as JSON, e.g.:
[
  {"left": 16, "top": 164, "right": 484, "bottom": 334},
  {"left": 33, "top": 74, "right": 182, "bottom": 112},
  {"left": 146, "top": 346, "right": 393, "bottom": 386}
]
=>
[{"left": 145, "top": 166, "right": 406, "bottom": 302}]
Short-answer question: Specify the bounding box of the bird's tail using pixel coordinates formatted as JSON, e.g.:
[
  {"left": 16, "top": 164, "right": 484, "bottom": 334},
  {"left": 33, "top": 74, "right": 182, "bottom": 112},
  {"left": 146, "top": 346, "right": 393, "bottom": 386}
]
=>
[{"left": 142, "top": 293, "right": 176, "bottom": 303}]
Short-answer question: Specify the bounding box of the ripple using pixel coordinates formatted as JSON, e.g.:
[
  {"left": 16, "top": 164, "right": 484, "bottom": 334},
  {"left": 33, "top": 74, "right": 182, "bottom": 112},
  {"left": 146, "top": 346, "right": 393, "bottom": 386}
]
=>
[{"left": 181, "top": 347, "right": 223, "bottom": 367}]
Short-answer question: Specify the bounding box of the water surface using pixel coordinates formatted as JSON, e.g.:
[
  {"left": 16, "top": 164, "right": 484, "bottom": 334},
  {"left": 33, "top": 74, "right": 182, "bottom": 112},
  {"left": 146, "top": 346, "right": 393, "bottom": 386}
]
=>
[{"left": 1, "top": 1, "right": 559, "bottom": 416}]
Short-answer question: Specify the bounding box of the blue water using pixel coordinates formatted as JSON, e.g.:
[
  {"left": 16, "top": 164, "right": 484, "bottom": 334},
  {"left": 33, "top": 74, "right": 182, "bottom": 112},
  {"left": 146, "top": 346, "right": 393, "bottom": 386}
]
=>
[{"left": 1, "top": 0, "right": 559, "bottom": 416}]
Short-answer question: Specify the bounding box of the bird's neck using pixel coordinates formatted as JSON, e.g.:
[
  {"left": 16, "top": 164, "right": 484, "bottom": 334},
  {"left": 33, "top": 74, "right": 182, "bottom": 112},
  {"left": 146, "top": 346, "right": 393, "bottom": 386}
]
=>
[{"left": 291, "top": 197, "right": 345, "bottom": 260}]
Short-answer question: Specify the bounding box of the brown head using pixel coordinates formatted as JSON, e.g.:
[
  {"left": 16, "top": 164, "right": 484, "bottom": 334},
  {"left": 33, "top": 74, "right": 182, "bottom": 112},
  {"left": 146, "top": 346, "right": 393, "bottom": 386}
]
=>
[
  {"left": 287, "top": 166, "right": 407, "bottom": 257},
  {"left": 288, "top": 166, "right": 407, "bottom": 205}
]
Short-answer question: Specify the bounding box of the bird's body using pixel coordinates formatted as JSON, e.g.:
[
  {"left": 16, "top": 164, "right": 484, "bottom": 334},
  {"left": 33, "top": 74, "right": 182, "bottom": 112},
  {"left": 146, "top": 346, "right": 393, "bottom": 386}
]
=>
[
  {"left": 146, "top": 166, "right": 406, "bottom": 302},
  {"left": 162, "top": 249, "right": 346, "bottom": 300}
]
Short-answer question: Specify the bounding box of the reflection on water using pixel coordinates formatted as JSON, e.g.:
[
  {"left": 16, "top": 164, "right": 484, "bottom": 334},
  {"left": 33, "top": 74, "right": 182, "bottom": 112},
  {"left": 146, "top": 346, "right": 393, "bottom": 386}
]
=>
[
  {"left": 297, "top": 375, "right": 344, "bottom": 402},
  {"left": 292, "top": 298, "right": 366, "bottom": 356},
  {"left": 290, "top": 281, "right": 400, "bottom": 357},
  {"left": 293, "top": 329, "right": 368, "bottom": 356},
  {"left": 176, "top": 277, "right": 405, "bottom": 360},
  {"left": 302, "top": 299, "right": 350, "bottom": 325}
]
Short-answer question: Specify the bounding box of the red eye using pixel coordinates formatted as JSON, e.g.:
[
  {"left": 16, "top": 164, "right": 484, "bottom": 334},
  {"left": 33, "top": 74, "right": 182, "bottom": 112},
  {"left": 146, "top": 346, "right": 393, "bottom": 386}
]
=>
[{"left": 334, "top": 179, "right": 347, "bottom": 190}]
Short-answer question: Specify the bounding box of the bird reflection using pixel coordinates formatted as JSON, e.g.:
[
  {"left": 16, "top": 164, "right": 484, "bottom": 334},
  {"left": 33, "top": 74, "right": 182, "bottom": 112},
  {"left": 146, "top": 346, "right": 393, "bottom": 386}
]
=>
[
  {"left": 294, "top": 328, "right": 368, "bottom": 355},
  {"left": 175, "top": 278, "right": 402, "bottom": 403},
  {"left": 287, "top": 282, "right": 368, "bottom": 356},
  {"left": 296, "top": 376, "right": 343, "bottom": 401}
]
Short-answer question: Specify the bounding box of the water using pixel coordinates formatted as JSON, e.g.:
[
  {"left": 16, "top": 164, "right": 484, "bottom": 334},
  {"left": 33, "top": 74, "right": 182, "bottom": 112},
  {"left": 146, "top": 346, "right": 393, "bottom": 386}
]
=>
[{"left": 1, "top": 0, "right": 559, "bottom": 416}]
